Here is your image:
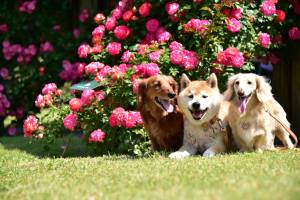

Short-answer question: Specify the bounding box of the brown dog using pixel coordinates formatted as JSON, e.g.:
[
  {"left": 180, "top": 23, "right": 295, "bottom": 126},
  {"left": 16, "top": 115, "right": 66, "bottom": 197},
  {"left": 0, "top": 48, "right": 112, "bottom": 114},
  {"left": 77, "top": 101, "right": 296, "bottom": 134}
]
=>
[{"left": 137, "top": 75, "right": 184, "bottom": 151}]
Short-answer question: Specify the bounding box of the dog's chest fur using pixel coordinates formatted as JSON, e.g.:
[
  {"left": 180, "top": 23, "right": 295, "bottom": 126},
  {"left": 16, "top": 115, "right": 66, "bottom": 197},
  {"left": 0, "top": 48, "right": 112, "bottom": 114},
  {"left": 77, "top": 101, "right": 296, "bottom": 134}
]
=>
[
  {"left": 183, "top": 120, "right": 223, "bottom": 152},
  {"left": 229, "top": 104, "right": 273, "bottom": 149}
]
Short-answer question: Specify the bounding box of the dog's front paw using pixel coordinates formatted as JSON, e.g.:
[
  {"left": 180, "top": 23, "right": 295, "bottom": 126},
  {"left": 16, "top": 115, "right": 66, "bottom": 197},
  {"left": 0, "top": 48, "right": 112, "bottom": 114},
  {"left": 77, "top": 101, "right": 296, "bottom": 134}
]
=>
[
  {"left": 203, "top": 149, "right": 216, "bottom": 157},
  {"left": 169, "top": 151, "right": 190, "bottom": 159}
]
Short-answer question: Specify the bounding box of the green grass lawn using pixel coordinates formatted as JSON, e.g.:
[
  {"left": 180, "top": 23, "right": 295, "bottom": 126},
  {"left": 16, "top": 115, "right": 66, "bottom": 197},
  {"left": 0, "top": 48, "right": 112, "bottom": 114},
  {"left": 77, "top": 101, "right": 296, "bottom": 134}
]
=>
[{"left": 0, "top": 136, "right": 300, "bottom": 200}]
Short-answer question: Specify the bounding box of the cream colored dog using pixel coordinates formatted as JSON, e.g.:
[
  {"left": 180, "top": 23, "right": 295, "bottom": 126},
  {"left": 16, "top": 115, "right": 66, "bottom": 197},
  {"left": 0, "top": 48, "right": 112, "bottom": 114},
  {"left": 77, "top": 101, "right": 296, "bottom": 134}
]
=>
[
  {"left": 169, "top": 74, "right": 227, "bottom": 159},
  {"left": 223, "top": 73, "right": 294, "bottom": 152}
]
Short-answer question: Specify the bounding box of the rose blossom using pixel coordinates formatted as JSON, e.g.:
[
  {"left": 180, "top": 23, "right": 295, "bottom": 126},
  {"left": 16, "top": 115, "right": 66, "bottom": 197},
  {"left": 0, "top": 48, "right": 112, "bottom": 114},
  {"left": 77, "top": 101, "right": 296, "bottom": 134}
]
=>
[
  {"left": 79, "top": 9, "right": 89, "bottom": 23},
  {"left": 170, "top": 50, "right": 183, "bottom": 65},
  {"left": 183, "top": 19, "right": 210, "bottom": 33},
  {"left": 288, "top": 27, "right": 300, "bottom": 40},
  {"left": 216, "top": 47, "right": 244, "bottom": 68},
  {"left": 85, "top": 62, "right": 104, "bottom": 75},
  {"left": 77, "top": 44, "right": 90, "bottom": 58},
  {"left": 109, "top": 107, "right": 126, "bottom": 127},
  {"left": 122, "top": 9, "right": 134, "bottom": 22},
  {"left": 69, "top": 98, "right": 82, "bottom": 112},
  {"left": 227, "top": 18, "right": 241, "bottom": 33},
  {"left": 63, "top": 114, "right": 77, "bottom": 131},
  {"left": 0, "top": 68, "right": 9, "bottom": 79},
  {"left": 139, "top": 2, "right": 151, "bottom": 17},
  {"left": 146, "top": 19, "right": 159, "bottom": 33},
  {"left": 165, "top": 2, "right": 179, "bottom": 15},
  {"left": 148, "top": 50, "right": 163, "bottom": 62},
  {"left": 258, "top": 32, "right": 271, "bottom": 48},
  {"left": 114, "top": 25, "right": 131, "bottom": 40},
  {"left": 23, "top": 115, "right": 38, "bottom": 137},
  {"left": 42, "top": 83, "right": 57, "bottom": 95},
  {"left": 0, "top": 24, "right": 8, "bottom": 33},
  {"left": 260, "top": 0, "right": 276, "bottom": 16},
  {"left": 73, "top": 28, "right": 81, "bottom": 38},
  {"left": 94, "top": 13, "right": 105, "bottom": 24},
  {"left": 89, "top": 129, "right": 106, "bottom": 142},
  {"left": 95, "top": 90, "right": 105, "bottom": 101},
  {"left": 275, "top": 10, "right": 285, "bottom": 22},
  {"left": 105, "top": 17, "right": 116, "bottom": 31},
  {"left": 107, "top": 42, "right": 122, "bottom": 56},
  {"left": 35, "top": 94, "right": 45, "bottom": 108},
  {"left": 121, "top": 50, "right": 135, "bottom": 63},
  {"left": 81, "top": 89, "right": 95, "bottom": 106},
  {"left": 181, "top": 50, "right": 199, "bottom": 70},
  {"left": 40, "top": 41, "right": 54, "bottom": 53},
  {"left": 169, "top": 41, "right": 183, "bottom": 51},
  {"left": 135, "top": 63, "right": 160, "bottom": 77},
  {"left": 156, "top": 27, "right": 171, "bottom": 43},
  {"left": 231, "top": 8, "right": 243, "bottom": 19}
]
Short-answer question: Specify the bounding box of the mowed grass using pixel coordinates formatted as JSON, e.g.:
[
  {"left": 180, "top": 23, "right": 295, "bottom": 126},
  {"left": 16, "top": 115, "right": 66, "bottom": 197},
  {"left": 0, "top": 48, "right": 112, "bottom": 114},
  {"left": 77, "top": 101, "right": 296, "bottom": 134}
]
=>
[{"left": 0, "top": 136, "right": 300, "bottom": 200}]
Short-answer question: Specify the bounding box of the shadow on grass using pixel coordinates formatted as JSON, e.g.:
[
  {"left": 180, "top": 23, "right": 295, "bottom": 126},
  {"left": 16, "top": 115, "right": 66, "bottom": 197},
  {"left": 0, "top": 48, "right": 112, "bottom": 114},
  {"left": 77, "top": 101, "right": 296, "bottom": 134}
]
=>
[{"left": 0, "top": 135, "right": 156, "bottom": 160}]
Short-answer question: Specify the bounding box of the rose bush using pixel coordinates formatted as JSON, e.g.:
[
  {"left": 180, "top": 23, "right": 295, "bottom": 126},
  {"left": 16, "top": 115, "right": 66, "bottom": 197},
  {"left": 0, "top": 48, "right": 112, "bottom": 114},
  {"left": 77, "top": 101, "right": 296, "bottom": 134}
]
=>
[
  {"left": 23, "top": 0, "right": 300, "bottom": 155},
  {"left": 0, "top": 1, "right": 95, "bottom": 134}
]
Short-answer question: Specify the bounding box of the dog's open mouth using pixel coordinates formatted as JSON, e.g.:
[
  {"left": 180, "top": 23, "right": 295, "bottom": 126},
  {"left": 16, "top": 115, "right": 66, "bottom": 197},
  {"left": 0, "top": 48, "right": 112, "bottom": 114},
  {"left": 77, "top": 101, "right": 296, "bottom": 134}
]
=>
[
  {"left": 189, "top": 108, "right": 208, "bottom": 120},
  {"left": 155, "top": 97, "right": 174, "bottom": 113},
  {"left": 238, "top": 95, "right": 250, "bottom": 113}
]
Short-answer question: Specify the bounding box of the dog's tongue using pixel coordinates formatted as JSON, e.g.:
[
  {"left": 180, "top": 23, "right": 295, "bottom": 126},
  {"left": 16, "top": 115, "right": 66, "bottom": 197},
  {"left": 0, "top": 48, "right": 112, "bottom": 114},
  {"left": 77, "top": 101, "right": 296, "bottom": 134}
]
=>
[
  {"left": 238, "top": 97, "right": 247, "bottom": 113},
  {"left": 161, "top": 99, "right": 174, "bottom": 113}
]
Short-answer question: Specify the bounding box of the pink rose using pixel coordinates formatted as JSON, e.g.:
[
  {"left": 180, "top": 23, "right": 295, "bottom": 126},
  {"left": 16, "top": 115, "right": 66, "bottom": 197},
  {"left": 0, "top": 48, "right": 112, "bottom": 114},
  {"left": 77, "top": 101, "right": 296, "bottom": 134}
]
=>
[
  {"left": 156, "top": 27, "right": 171, "bottom": 43},
  {"left": 73, "top": 28, "right": 81, "bottom": 38},
  {"left": 105, "top": 17, "right": 116, "bottom": 31},
  {"left": 23, "top": 115, "right": 38, "bottom": 137},
  {"left": 0, "top": 24, "right": 8, "bottom": 32},
  {"left": 148, "top": 50, "right": 163, "bottom": 62},
  {"left": 40, "top": 41, "right": 54, "bottom": 53},
  {"left": 216, "top": 47, "right": 244, "bottom": 68},
  {"left": 122, "top": 9, "right": 134, "bottom": 22},
  {"left": 89, "top": 129, "right": 106, "bottom": 142},
  {"left": 169, "top": 41, "right": 183, "bottom": 51},
  {"left": 92, "top": 25, "right": 105, "bottom": 39},
  {"left": 139, "top": 2, "right": 151, "bottom": 17},
  {"left": 107, "top": 42, "right": 122, "bottom": 56},
  {"left": 135, "top": 63, "right": 160, "bottom": 77},
  {"left": 35, "top": 94, "right": 45, "bottom": 108},
  {"left": 77, "top": 44, "right": 90, "bottom": 58},
  {"left": 69, "top": 98, "right": 83, "bottom": 112},
  {"left": 81, "top": 89, "right": 95, "bottom": 106},
  {"left": 146, "top": 19, "right": 160, "bottom": 33},
  {"left": 121, "top": 50, "right": 135, "bottom": 63},
  {"left": 227, "top": 18, "right": 241, "bottom": 33},
  {"left": 181, "top": 50, "right": 199, "bottom": 70},
  {"left": 95, "top": 90, "right": 105, "bottom": 101},
  {"left": 0, "top": 68, "right": 9, "bottom": 79},
  {"left": 258, "top": 32, "right": 271, "bottom": 48},
  {"left": 85, "top": 62, "right": 104, "bottom": 75},
  {"left": 79, "top": 9, "right": 89, "bottom": 22},
  {"left": 63, "top": 114, "right": 77, "bottom": 131},
  {"left": 42, "top": 83, "right": 57, "bottom": 95},
  {"left": 109, "top": 107, "right": 126, "bottom": 127},
  {"left": 165, "top": 2, "right": 180, "bottom": 15},
  {"left": 114, "top": 25, "right": 131, "bottom": 40},
  {"left": 231, "top": 8, "right": 243, "bottom": 19},
  {"left": 170, "top": 50, "right": 183, "bottom": 65},
  {"left": 94, "top": 13, "right": 105, "bottom": 24},
  {"left": 260, "top": 0, "right": 276, "bottom": 16},
  {"left": 288, "top": 27, "right": 300, "bottom": 40}
]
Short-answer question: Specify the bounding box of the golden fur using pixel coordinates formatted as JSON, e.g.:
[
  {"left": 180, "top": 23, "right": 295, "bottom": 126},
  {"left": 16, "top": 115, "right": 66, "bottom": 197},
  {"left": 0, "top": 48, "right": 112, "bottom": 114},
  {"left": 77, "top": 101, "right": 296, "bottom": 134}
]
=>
[
  {"left": 223, "top": 73, "right": 294, "bottom": 152},
  {"left": 137, "top": 75, "right": 183, "bottom": 151}
]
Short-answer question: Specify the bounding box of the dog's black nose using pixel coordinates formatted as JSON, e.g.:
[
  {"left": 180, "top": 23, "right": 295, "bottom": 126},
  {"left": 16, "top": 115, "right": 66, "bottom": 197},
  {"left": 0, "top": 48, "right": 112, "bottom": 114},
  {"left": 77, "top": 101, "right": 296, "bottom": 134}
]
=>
[
  {"left": 238, "top": 91, "right": 245, "bottom": 97},
  {"left": 168, "top": 92, "right": 176, "bottom": 98},
  {"left": 192, "top": 102, "right": 200, "bottom": 110}
]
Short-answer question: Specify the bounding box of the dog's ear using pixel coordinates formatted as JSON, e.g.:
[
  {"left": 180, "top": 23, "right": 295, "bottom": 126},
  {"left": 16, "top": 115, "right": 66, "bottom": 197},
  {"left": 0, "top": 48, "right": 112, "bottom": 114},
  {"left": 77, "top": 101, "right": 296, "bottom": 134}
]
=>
[
  {"left": 167, "top": 76, "right": 178, "bottom": 94},
  {"left": 207, "top": 73, "right": 218, "bottom": 89},
  {"left": 223, "top": 74, "right": 238, "bottom": 101},
  {"left": 180, "top": 74, "right": 190, "bottom": 91},
  {"left": 255, "top": 75, "right": 273, "bottom": 103},
  {"left": 137, "top": 79, "right": 148, "bottom": 107}
]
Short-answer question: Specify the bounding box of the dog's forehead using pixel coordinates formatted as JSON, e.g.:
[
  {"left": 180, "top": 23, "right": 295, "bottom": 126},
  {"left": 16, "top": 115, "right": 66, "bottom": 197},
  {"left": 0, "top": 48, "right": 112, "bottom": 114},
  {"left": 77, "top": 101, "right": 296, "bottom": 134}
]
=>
[
  {"left": 235, "top": 74, "right": 257, "bottom": 82},
  {"left": 183, "top": 81, "right": 213, "bottom": 95}
]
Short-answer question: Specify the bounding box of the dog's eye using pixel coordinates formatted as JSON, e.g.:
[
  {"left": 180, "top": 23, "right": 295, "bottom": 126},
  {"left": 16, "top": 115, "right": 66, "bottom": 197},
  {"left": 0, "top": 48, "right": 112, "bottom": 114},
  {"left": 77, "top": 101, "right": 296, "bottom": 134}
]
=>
[
  {"left": 202, "top": 94, "right": 208, "bottom": 98},
  {"left": 247, "top": 81, "right": 252, "bottom": 85},
  {"left": 235, "top": 81, "right": 240, "bottom": 85},
  {"left": 188, "top": 94, "right": 194, "bottom": 98},
  {"left": 154, "top": 82, "right": 161, "bottom": 88}
]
